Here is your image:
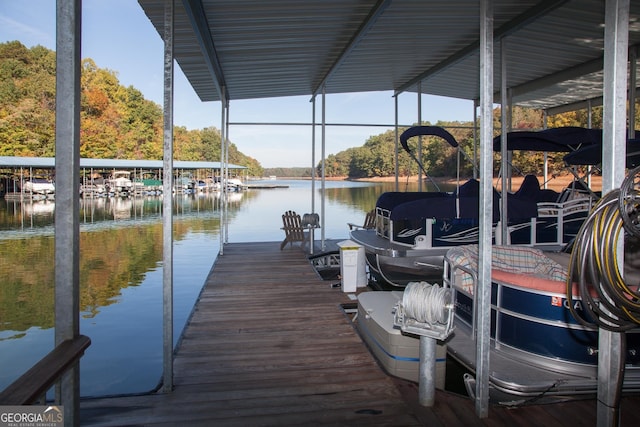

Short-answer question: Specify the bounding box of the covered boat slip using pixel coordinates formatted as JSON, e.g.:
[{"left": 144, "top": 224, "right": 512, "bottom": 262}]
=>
[
  {"left": 44, "top": 0, "right": 640, "bottom": 424},
  {"left": 79, "top": 242, "right": 640, "bottom": 426}
]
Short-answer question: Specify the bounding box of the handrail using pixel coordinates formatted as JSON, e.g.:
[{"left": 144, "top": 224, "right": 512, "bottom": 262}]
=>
[{"left": 0, "top": 335, "right": 91, "bottom": 405}]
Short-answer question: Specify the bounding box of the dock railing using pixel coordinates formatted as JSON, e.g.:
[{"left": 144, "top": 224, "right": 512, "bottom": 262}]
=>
[{"left": 0, "top": 335, "right": 91, "bottom": 405}]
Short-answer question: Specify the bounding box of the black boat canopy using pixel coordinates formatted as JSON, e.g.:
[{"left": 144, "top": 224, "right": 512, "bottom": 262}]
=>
[{"left": 492, "top": 127, "right": 603, "bottom": 153}]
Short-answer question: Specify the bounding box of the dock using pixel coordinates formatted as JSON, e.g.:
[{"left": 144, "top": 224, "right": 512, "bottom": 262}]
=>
[
  {"left": 80, "top": 242, "right": 640, "bottom": 426},
  {"left": 246, "top": 184, "right": 290, "bottom": 189}
]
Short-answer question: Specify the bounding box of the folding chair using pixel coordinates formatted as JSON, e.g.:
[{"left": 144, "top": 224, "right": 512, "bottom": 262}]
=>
[
  {"left": 348, "top": 210, "right": 376, "bottom": 230},
  {"left": 280, "top": 210, "right": 308, "bottom": 250}
]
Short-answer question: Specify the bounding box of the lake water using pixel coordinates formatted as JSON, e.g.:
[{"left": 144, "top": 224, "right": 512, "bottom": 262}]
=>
[{"left": 0, "top": 179, "right": 424, "bottom": 397}]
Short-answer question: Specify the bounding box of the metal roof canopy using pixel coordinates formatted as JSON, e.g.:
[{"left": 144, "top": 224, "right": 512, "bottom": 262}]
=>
[
  {"left": 0, "top": 156, "right": 245, "bottom": 170},
  {"left": 138, "top": 0, "right": 640, "bottom": 111},
  {"left": 133, "top": 1, "right": 637, "bottom": 424}
]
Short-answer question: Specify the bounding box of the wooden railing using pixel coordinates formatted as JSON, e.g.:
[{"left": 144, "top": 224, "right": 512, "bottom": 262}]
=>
[{"left": 0, "top": 335, "right": 91, "bottom": 405}]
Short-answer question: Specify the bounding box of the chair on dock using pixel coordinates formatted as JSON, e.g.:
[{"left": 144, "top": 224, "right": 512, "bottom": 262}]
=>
[
  {"left": 280, "top": 210, "right": 308, "bottom": 250},
  {"left": 348, "top": 210, "right": 376, "bottom": 230}
]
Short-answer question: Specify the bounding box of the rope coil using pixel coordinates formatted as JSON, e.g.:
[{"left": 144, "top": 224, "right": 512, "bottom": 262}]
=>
[
  {"left": 567, "top": 164, "right": 640, "bottom": 332},
  {"left": 401, "top": 281, "right": 451, "bottom": 325}
]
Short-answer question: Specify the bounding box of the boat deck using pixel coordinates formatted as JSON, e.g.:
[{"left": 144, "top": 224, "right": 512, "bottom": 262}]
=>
[{"left": 80, "top": 241, "right": 640, "bottom": 426}]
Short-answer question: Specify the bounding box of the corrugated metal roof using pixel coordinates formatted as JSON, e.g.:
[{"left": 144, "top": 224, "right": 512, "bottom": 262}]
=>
[
  {"left": 138, "top": 0, "right": 640, "bottom": 111},
  {"left": 0, "top": 157, "right": 245, "bottom": 170}
]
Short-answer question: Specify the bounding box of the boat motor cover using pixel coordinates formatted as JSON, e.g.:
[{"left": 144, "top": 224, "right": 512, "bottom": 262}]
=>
[
  {"left": 375, "top": 191, "right": 449, "bottom": 211},
  {"left": 511, "top": 174, "right": 559, "bottom": 203},
  {"left": 453, "top": 179, "right": 501, "bottom": 221},
  {"left": 383, "top": 179, "right": 537, "bottom": 223},
  {"left": 389, "top": 196, "right": 456, "bottom": 220}
]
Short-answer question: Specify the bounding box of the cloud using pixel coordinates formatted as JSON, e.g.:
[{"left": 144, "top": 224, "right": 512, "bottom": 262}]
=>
[{"left": 0, "top": 16, "right": 54, "bottom": 48}]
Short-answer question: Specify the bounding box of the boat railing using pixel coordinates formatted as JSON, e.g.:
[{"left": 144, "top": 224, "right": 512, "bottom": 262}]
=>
[
  {"left": 536, "top": 196, "right": 593, "bottom": 217},
  {"left": 443, "top": 256, "right": 479, "bottom": 340},
  {"left": 375, "top": 206, "right": 390, "bottom": 238}
]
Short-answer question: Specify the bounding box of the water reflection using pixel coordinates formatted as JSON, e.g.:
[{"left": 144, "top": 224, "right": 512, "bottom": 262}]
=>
[
  {"left": 0, "top": 192, "right": 256, "bottom": 234},
  {"left": 0, "top": 195, "right": 230, "bottom": 337},
  {"left": 0, "top": 180, "right": 389, "bottom": 397}
]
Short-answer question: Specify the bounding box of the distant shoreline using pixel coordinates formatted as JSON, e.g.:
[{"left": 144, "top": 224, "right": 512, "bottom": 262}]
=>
[{"left": 271, "top": 174, "right": 600, "bottom": 193}]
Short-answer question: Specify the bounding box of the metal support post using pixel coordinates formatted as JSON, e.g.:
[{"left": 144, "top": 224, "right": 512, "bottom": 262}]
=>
[
  {"left": 161, "top": 0, "right": 174, "bottom": 393},
  {"left": 418, "top": 336, "right": 437, "bottom": 407},
  {"left": 55, "top": 0, "right": 82, "bottom": 424},
  {"left": 476, "top": 0, "right": 494, "bottom": 418}
]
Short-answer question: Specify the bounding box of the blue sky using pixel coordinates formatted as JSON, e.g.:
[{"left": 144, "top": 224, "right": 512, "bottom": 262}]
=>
[{"left": 0, "top": 0, "right": 474, "bottom": 168}]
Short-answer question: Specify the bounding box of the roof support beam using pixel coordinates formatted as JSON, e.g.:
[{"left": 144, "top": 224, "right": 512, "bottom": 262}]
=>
[
  {"left": 522, "top": 44, "right": 640, "bottom": 111},
  {"left": 182, "top": 0, "right": 228, "bottom": 101},
  {"left": 544, "top": 86, "right": 640, "bottom": 116},
  {"left": 508, "top": 57, "right": 604, "bottom": 101},
  {"left": 395, "top": 0, "right": 569, "bottom": 95},
  {"left": 311, "top": 0, "right": 392, "bottom": 99}
]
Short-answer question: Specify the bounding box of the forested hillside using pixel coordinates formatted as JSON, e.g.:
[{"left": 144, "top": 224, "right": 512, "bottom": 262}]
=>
[
  {"left": 3, "top": 41, "right": 635, "bottom": 180},
  {"left": 0, "top": 41, "right": 263, "bottom": 176},
  {"left": 262, "top": 167, "right": 314, "bottom": 178},
  {"left": 321, "top": 104, "right": 640, "bottom": 179}
]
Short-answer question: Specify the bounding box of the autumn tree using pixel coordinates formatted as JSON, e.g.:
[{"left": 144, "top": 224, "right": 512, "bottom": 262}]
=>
[{"left": 0, "top": 41, "right": 261, "bottom": 174}]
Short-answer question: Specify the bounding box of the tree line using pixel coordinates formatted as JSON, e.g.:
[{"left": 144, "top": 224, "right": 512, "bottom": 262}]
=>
[
  {"left": 320, "top": 104, "right": 640, "bottom": 179},
  {"left": 0, "top": 41, "right": 263, "bottom": 176},
  {"left": 3, "top": 41, "right": 637, "bottom": 181}
]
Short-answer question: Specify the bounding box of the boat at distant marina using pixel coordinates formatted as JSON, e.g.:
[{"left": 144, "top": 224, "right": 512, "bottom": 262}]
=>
[
  {"left": 23, "top": 177, "right": 55, "bottom": 197},
  {"left": 174, "top": 176, "right": 195, "bottom": 193},
  {"left": 1, "top": 176, "right": 56, "bottom": 200},
  {"left": 226, "top": 178, "right": 245, "bottom": 191},
  {"left": 107, "top": 170, "right": 134, "bottom": 195}
]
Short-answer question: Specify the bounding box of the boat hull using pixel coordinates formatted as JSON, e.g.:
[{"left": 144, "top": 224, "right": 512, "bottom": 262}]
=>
[
  {"left": 444, "top": 245, "right": 640, "bottom": 401},
  {"left": 351, "top": 190, "right": 593, "bottom": 288},
  {"left": 356, "top": 291, "right": 447, "bottom": 386}
]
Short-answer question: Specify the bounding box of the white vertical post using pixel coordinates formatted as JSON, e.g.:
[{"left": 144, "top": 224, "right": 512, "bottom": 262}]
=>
[
  {"left": 586, "top": 100, "right": 594, "bottom": 188},
  {"left": 599, "top": 1, "right": 629, "bottom": 426},
  {"left": 161, "top": 0, "right": 174, "bottom": 393},
  {"left": 311, "top": 96, "right": 316, "bottom": 216},
  {"left": 219, "top": 96, "right": 226, "bottom": 254},
  {"left": 417, "top": 82, "right": 423, "bottom": 192},
  {"left": 310, "top": 96, "right": 317, "bottom": 252},
  {"left": 395, "top": 94, "right": 399, "bottom": 191},
  {"left": 473, "top": 99, "right": 478, "bottom": 180},
  {"left": 543, "top": 111, "right": 548, "bottom": 189},
  {"left": 55, "top": 0, "right": 82, "bottom": 423},
  {"left": 630, "top": 46, "right": 637, "bottom": 139},
  {"left": 321, "top": 87, "right": 326, "bottom": 251},
  {"left": 476, "top": 0, "right": 493, "bottom": 418},
  {"left": 224, "top": 98, "right": 230, "bottom": 243},
  {"left": 499, "top": 38, "right": 508, "bottom": 243}
]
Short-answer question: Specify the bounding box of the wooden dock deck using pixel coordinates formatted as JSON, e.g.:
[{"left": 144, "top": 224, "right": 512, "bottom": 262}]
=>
[{"left": 80, "top": 242, "right": 640, "bottom": 426}]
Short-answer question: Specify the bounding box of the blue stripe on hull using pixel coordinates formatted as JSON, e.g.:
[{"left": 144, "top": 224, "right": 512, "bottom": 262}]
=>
[{"left": 454, "top": 284, "right": 640, "bottom": 366}]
